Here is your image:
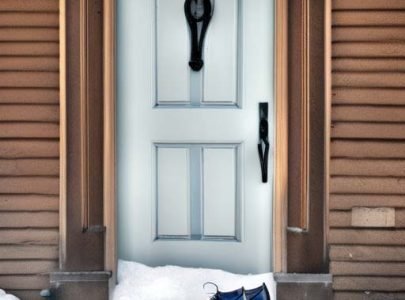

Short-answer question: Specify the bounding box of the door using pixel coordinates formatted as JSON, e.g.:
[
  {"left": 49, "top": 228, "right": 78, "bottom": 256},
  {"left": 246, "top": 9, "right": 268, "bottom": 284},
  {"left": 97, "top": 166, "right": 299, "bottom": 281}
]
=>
[{"left": 117, "top": 0, "right": 274, "bottom": 274}]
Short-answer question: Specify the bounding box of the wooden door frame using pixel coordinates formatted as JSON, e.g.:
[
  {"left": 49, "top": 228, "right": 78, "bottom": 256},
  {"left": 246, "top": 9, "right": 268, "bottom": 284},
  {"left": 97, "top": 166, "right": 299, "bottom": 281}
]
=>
[{"left": 96, "top": 0, "right": 290, "bottom": 281}]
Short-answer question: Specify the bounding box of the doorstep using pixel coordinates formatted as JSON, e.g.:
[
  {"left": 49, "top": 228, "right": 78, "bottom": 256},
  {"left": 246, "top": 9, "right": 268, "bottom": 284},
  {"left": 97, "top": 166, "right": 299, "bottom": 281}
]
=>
[{"left": 275, "top": 273, "right": 333, "bottom": 300}]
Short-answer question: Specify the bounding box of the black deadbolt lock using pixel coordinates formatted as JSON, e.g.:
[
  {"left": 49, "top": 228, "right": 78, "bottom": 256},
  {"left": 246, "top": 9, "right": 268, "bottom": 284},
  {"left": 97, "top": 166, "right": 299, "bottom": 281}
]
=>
[{"left": 184, "top": 0, "right": 214, "bottom": 71}]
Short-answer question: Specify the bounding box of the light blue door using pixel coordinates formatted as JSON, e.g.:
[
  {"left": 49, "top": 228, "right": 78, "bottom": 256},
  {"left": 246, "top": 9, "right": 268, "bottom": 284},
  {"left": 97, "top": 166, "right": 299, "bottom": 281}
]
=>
[{"left": 117, "top": 0, "right": 274, "bottom": 274}]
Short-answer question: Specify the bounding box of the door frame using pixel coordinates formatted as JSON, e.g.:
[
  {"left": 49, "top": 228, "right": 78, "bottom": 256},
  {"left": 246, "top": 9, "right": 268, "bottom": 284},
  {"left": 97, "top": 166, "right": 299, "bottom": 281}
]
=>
[{"left": 100, "top": 0, "right": 289, "bottom": 282}]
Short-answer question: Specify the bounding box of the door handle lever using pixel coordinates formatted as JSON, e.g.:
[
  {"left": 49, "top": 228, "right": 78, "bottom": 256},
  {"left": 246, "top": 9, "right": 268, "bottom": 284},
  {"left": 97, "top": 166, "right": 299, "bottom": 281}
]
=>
[{"left": 258, "top": 103, "right": 269, "bottom": 183}]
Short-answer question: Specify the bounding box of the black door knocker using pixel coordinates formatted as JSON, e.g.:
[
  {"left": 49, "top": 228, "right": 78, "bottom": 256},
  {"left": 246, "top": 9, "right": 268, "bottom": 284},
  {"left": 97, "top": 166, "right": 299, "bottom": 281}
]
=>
[
  {"left": 258, "top": 103, "right": 269, "bottom": 183},
  {"left": 184, "top": 0, "right": 214, "bottom": 71}
]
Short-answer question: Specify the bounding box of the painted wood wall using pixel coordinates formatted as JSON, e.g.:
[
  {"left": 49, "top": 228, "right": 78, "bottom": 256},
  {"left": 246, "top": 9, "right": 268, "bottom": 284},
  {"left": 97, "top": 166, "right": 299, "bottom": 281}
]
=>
[
  {"left": 0, "top": 1, "right": 59, "bottom": 299},
  {"left": 329, "top": 0, "right": 405, "bottom": 298}
]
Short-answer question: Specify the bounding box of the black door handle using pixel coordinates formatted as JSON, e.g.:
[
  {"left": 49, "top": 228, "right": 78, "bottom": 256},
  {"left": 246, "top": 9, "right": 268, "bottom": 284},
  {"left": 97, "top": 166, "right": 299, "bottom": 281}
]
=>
[
  {"left": 184, "top": 0, "right": 214, "bottom": 71},
  {"left": 258, "top": 103, "right": 269, "bottom": 183}
]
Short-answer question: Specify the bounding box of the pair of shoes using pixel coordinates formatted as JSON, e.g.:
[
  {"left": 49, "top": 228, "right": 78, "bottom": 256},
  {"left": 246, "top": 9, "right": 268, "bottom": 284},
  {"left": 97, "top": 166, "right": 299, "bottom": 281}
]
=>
[{"left": 205, "top": 283, "right": 270, "bottom": 300}]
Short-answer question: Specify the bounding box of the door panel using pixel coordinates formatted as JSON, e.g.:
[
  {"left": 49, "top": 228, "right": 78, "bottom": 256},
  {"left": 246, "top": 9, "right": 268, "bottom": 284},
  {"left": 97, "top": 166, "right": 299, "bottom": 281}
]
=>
[{"left": 117, "top": 0, "right": 274, "bottom": 274}]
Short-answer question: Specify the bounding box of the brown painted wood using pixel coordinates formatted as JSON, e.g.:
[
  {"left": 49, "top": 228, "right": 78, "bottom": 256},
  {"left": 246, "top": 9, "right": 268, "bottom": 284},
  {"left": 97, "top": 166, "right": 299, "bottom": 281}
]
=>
[
  {"left": 333, "top": 276, "right": 405, "bottom": 291},
  {"left": 0, "top": 141, "right": 59, "bottom": 158},
  {"left": 333, "top": 43, "right": 405, "bottom": 58},
  {"left": 0, "top": 28, "right": 59, "bottom": 42},
  {"left": 333, "top": 11, "right": 405, "bottom": 26},
  {"left": 0, "top": 261, "right": 58, "bottom": 275},
  {"left": 0, "top": 123, "right": 59, "bottom": 138},
  {"left": 0, "top": 212, "right": 59, "bottom": 228},
  {"left": 333, "top": 58, "right": 405, "bottom": 72},
  {"left": 0, "top": 42, "right": 58, "bottom": 56},
  {"left": 333, "top": 27, "right": 405, "bottom": 42},
  {"left": 333, "top": 0, "right": 405, "bottom": 10},
  {"left": 331, "top": 159, "right": 405, "bottom": 177},
  {"left": 331, "top": 262, "right": 405, "bottom": 276},
  {"left": 335, "top": 292, "right": 405, "bottom": 300},
  {"left": 0, "top": 72, "right": 58, "bottom": 88},
  {"left": 0, "top": 195, "right": 58, "bottom": 211},
  {"left": 332, "top": 106, "right": 405, "bottom": 123},
  {"left": 331, "top": 177, "right": 405, "bottom": 194},
  {"left": 0, "top": 159, "right": 59, "bottom": 176},
  {"left": 0, "top": 105, "right": 59, "bottom": 122},
  {"left": 0, "top": 0, "right": 58, "bottom": 12},
  {"left": 329, "top": 211, "right": 351, "bottom": 228},
  {"left": 331, "top": 140, "right": 405, "bottom": 159},
  {"left": 329, "top": 229, "right": 405, "bottom": 245},
  {"left": 332, "top": 88, "right": 405, "bottom": 106},
  {"left": 330, "top": 194, "right": 405, "bottom": 210},
  {"left": 0, "top": 245, "right": 58, "bottom": 260},
  {"left": 0, "top": 12, "right": 58, "bottom": 27},
  {"left": 0, "top": 275, "right": 49, "bottom": 290},
  {"left": 0, "top": 229, "right": 58, "bottom": 245},
  {"left": 0, "top": 57, "right": 59, "bottom": 71},
  {"left": 0, "top": 177, "right": 59, "bottom": 195},
  {"left": 333, "top": 73, "right": 405, "bottom": 88},
  {"left": 0, "top": 89, "right": 59, "bottom": 104},
  {"left": 330, "top": 246, "right": 405, "bottom": 262},
  {"left": 332, "top": 123, "right": 405, "bottom": 139}
]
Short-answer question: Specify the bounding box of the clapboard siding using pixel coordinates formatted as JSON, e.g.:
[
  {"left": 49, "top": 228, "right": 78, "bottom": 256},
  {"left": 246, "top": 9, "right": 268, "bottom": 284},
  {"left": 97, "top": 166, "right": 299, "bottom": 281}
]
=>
[
  {"left": 0, "top": 1, "right": 60, "bottom": 298},
  {"left": 329, "top": 3, "right": 405, "bottom": 296}
]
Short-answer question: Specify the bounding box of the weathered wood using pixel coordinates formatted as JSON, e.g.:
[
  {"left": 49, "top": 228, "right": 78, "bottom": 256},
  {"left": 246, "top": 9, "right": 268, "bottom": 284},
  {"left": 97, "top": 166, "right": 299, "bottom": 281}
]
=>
[
  {"left": 0, "top": 229, "right": 58, "bottom": 245},
  {"left": 333, "top": 0, "right": 405, "bottom": 10},
  {"left": 333, "top": 43, "right": 405, "bottom": 58},
  {"left": 331, "top": 140, "right": 405, "bottom": 159},
  {"left": 331, "top": 159, "right": 405, "bottom": 177},
  {"left": 0, "top": 212, "right": 59, "bottom": 228},
  {"left": 0, "top": 0, "right": 58, "bottom": 12},
  {"left": 334, "top": 292, "right": 405, "bottom": 300},
  {"left": 330, "top": 209, "right": 398, "bottom": 228},
  {"left": 333, "top": 11, "right": 405, "bottom": 26},
  {"left": 332, "top": 88, "right": 405, "bottom": 106},
  {"left": 332, "top": 123, "right": 405, "bottom": 140},
  {"left": 333, "top": 73, "right": 405, "bottom": 88},
  {"left": 396, "top": 210, "right": 405, "bottom": 227},
  {"left": 0, "top": 141, "right": 59, "bottom": 158},
  {"left": 329, "top": 229, "right": 405, "bottom": 245},
  {"left": 0, "top": 42, "right": 58, "bottom": 56},
  {"left": 332, "top": 106, "right": 405, "bottom": 123},
  {"left": 0, "top": 105, "right": 59, "bottom": 122},
  {"left": 0, "top": 177, "right": 58, "bottom": 195},
  {"left": 333, "top": 27, "right": 405, "bottom": 42},
  {"left": 0, "top": 275, "right": 49, "bottom": 290},
  {"left": 0, "top": 57, "right": 59, "bottom": 71},
  {"left": 330, "top": 194, "right": 405, "bottom": 210},
  {"left": 333, "top": 276, "right": 405, "bottom": 291},
  {"left": 0, "top": 195, "right": 58, "bottom": 211},
  {"left": 329, "top": 211, "right": 351, "bottom": 228},
  {"left": 0, "top": 72, "right": 58, "bottom": 88},
  {"left": 331, "top": 261, "right": 405, "bottom": 276},
  {"left": 0, "top": 245, "right": 58, "bottom": 259},
  {"left": 331, "top": 177, "right": 405, "bottom": 194},
  {"left": 0, "top": 89, "right": 59, "bottom": 104},
  {"left": 0, "top": 260, "right": 57, "bottom": 275},
  {"left": 330, "top": 245, "right": 405, "bottom": 262},
  {"left": 0, "top": 28, "right": 58, "bottom": 42},
  {"left": 0, "top": 123, "right": 59, "bottom": 138},
  {"left": 0, "top": 12, "right": 58, "bottom": 27},
  {"left": 333, "top": 58, "right": 405, "bottom": 72},
  {"left": 0, "top": 159, "right": 58, "bottom": 176}
]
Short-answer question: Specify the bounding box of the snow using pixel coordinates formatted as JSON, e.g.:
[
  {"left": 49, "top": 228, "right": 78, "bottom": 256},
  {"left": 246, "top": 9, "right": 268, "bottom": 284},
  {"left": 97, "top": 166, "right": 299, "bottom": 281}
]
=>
[
  {"left": 0, "top": 290, "right": 19, "bottom": 300},
  {"left": 113, "top": 260, "right": 275, "bottom": 300}
]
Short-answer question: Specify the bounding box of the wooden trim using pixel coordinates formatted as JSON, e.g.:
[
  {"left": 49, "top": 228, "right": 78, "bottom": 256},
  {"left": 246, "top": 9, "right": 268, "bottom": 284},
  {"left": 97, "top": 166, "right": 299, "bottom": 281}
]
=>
[
  {"left": 324, "top": 0, "right": 332, "bottom": 267},
  {"left": 59, "top": 0, "right": 67, "bottom": 269},
  {"left": 103, "top": 0, "right": 117, "bottom": 284},
  {"left": 80, "top": 0, "right": 90, "bottom": 231},
  {"left": 274, "top": 0, "right": 289, "bottom": 273}
]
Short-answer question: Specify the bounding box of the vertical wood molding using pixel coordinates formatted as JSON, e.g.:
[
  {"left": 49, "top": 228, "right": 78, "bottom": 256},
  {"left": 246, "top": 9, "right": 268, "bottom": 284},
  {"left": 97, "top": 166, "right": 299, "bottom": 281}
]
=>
[
  {"left": 324, "top": 0, "right": 332, "bottom": 265},
  {"left": 274, "top": 0, "right": 289, "bottom": 273},
  {"left": 103, "top": 0, "right": 117, "bottom": 284},
  {"left": 80, "top": 0, "right": 90, "bottom": 231},
  {"left": 59, "top": 0, "right": 67, "bottom": 269}
]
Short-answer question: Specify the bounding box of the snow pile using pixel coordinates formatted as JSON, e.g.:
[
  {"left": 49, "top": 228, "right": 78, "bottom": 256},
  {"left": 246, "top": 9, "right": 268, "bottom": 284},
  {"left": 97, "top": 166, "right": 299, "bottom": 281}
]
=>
[
  {"left": 113, "top": 260, "right": 275, "bottom": 300},
  {"left": 0, "top": 290, "right": 19, "bottom": 300}
]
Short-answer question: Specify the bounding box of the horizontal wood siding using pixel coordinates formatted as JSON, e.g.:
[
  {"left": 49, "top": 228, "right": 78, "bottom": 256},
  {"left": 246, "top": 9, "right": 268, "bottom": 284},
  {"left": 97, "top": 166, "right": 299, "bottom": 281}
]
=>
[
  {"left": 330, "top": 1, "right": 405, "bottom": 298},
  {"left": 0, "top": 1, "right": 59, "bottom": 299}
]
